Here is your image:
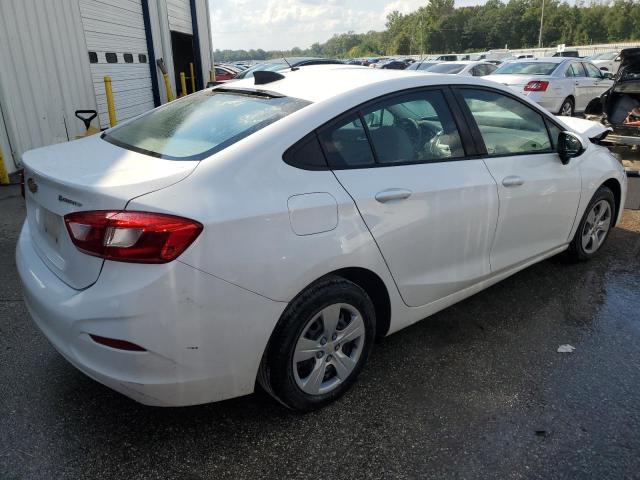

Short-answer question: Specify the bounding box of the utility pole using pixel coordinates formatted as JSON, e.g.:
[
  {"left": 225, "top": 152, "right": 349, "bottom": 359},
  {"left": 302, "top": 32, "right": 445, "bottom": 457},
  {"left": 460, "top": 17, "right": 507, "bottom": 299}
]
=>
[{"left": 538, "top": 0, "right": 545, "bottom": 48}]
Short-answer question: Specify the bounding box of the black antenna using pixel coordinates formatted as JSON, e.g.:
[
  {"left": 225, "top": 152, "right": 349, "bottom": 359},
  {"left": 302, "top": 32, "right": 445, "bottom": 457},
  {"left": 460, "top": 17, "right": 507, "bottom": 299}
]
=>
[{"left": 282, "top": 57, "right": 298, "bottom": 71}]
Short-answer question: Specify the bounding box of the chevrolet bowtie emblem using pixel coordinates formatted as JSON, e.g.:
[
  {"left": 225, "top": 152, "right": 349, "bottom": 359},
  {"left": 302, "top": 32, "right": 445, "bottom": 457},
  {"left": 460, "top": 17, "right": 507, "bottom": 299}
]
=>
[{"left": 27, "top": 178, "right": 38, "bottom": 194}]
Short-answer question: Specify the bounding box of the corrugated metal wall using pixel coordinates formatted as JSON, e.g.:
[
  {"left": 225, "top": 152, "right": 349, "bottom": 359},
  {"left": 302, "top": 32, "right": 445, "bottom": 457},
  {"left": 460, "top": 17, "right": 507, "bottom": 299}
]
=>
[
  {"left": 167, "top": 0, "right": 193, "bottom": 34},
  {"left": 79, "top": 0, "right": 155, "bottom": 128},
  {"left": 0, "top": 0, "right": 97, "bottom": 171}
]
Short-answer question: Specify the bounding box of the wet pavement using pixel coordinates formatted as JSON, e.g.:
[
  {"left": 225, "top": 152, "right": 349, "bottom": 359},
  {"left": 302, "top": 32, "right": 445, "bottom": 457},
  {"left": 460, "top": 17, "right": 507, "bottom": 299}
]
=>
[{"left": 1, "top": 183, "right": 639, "bottom": 479}]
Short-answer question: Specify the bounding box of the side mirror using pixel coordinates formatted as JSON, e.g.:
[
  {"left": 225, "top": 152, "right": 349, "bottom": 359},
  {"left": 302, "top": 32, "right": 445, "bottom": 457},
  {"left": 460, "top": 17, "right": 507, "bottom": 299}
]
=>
[
  {"left": 557, "top": 131, "right": 586, "bottom": 164},
  {"left": 602, "top": 71, "right": 615, "bottom": 80}
]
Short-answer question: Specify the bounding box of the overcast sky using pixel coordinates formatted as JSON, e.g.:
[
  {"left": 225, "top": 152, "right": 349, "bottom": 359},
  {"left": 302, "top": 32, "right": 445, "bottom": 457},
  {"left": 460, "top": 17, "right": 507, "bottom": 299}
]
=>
[{"left": 209, "top": 0, "right": 486, "bottom": 51}]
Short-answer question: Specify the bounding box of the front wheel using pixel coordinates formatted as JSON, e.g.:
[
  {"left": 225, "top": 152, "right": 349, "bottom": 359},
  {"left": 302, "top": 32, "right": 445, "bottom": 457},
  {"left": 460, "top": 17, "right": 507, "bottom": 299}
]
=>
[
  {"left": 258, "top": 276, "right": 376, "bottom": 411},
  {"left": 565, "top": 186, "right": 615, "bottom": 262}
]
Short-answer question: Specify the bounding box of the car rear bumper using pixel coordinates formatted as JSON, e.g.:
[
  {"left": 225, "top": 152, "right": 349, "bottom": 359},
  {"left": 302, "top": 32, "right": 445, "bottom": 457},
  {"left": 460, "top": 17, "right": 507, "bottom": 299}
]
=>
[
  {"left": 521, "top": 91, "right": 564, "bottom": 113},
  {"left": 16, "top": 221, "right": 286, "bottom": 406}
]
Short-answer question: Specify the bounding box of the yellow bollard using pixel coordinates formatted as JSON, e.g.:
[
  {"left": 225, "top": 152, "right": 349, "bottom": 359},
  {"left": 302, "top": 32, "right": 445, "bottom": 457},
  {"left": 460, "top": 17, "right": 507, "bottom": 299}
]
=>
[
  {"left": 189, "top": 63, "right": 196, "bottom": 93},
  {"left": 209, "top": 70, "right": 216, "bottom": 83},
  {"left": 162, "top": 73, "right": 174, "bottom": 102},
  {"left": 0, "top": 147, "right": 9, "bottom": 185},
  {"left": 180, "top": 72, "right": 187, "bottom": 97},
  {"left": 104, "top": 76, "right": 117, "bottom": 127}
]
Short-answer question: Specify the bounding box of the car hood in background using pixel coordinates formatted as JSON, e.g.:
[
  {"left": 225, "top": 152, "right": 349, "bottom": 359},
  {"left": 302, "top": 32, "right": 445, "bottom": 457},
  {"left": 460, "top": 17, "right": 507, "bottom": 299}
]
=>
[{"left": 556, "top": 116, "right": 612, "bottom": 141}]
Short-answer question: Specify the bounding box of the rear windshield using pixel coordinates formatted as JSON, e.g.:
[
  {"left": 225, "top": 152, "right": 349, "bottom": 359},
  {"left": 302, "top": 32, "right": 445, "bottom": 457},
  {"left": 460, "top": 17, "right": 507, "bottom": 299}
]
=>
[
  {"left": 425, "top": 63, "right": 465, "bottom": 74},
  {"left": 494, "top": 62, "right": 559, "bottom": 75},
  {"left": 103, "top": 90, "right": 310, "bottom": 160}
]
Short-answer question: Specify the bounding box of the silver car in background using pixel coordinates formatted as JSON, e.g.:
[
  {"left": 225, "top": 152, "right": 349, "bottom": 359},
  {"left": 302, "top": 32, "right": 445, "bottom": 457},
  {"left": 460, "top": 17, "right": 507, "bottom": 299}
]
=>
[
  {"left": 483, "top": 57, "right": 614, "bottom": 116},
  {"left": 419, "top": 61, "right": 498, "bottom": 77}
]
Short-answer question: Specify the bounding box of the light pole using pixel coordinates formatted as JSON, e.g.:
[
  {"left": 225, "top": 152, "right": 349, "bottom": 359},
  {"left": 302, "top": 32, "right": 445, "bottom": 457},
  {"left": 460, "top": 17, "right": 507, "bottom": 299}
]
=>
[{"left": 538, "top": 0, "right": 545, "bottom": 48}]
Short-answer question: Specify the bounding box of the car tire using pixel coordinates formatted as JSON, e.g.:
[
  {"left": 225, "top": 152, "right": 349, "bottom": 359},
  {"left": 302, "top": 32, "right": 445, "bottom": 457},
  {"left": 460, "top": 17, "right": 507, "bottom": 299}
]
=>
[
  {"left": 565, "top": 186, "right": 616, "bottom": 262},
  {"left": 258, "top": 275, "right": 376, "bottom": 412},
  {"left": 559, "top": 97, "right": 574, "bottom": 116}
]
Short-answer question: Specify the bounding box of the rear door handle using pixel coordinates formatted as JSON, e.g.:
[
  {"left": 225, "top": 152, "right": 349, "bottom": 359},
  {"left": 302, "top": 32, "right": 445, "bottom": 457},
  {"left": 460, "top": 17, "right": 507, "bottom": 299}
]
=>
[
  {"left": 502, "top": 175, "right": 524, "bottom": 187},
  {"left": 375, "top": 188, "right": 412, "bottom": 203}
]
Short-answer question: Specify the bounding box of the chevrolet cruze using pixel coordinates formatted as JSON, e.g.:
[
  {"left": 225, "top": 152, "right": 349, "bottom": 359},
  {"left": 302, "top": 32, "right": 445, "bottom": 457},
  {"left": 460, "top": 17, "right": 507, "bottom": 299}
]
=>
[{"left": 16, "top": 65, "right": 626, "bottom": 411}]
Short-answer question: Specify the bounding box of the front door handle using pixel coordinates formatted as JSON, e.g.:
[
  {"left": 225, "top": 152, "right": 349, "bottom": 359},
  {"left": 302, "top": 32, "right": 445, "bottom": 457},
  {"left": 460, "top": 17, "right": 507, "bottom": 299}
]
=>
[
  {"left": 502, "top": 175, "right": 524, "bottom": 187},
  {"left": 375, "top": 188, "right": 412, "bottom": 203}
]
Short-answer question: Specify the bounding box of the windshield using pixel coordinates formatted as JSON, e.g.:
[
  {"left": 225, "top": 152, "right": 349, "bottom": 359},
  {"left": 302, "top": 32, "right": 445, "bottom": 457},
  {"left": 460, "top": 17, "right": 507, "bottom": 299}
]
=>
[
  {"left": 407, "top": 62, "right": 439, "bottom": 70},
  {"left": 494, "top": 62, "right": 559, "bottom": 75},
  {"left": 103, "top": 90, "right": 310, "bottom": 160},
  {"left": 425, "top": 63, "right": 465, "bottom": 74},
  {"left": 590, "top": 52, "right": 618, "bottom": 61}
]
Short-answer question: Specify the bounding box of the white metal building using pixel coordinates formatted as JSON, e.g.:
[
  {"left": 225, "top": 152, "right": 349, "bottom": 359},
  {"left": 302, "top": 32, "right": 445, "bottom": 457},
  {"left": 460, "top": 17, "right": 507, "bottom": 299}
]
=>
[{"left": 0, "top": 0, "right": 213, "bottom": 174}]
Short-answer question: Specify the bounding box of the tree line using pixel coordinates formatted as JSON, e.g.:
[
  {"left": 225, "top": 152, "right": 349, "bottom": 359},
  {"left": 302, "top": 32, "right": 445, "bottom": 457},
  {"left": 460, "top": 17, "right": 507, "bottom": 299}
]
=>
[{"left": 214, "top": 0, "right": 640, "bottom": 62}]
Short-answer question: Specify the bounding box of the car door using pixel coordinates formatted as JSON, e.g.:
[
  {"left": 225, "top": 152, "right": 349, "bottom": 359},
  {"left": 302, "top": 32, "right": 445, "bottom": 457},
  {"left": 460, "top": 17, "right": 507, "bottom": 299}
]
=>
[
  {"left": 319, "top": 89, "right": 499, "bottom": 307},
  {"left": 566, "top": 62, "right": 591, "bottom": 111},
  {"left": 454, "top": 87, "right": 581, "bottom": 272},
  {"left": 583, "top": 62, "right": 612, "bottom": 99}
]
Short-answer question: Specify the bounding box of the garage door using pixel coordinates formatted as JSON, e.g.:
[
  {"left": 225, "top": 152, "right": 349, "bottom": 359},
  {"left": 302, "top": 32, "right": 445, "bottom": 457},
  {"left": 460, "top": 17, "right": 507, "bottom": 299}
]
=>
[
  {"left": 80, "top": 0, "right": 155, "bottom": 129},
  {"left": 167, "top": 0, "right": 193, "bottom": 35}
]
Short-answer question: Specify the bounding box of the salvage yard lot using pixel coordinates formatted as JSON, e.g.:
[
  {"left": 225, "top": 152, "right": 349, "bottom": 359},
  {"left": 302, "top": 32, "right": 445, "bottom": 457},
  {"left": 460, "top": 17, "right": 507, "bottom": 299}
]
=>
[{"left": 1, "top": 183, "right": 639, "bottom": 479}]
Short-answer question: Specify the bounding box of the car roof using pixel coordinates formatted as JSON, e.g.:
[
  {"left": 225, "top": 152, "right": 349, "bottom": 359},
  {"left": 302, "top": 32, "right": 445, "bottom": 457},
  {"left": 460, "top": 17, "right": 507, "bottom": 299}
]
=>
[{"left": 218, "top": 64, "right": 511, "bottom": 104}]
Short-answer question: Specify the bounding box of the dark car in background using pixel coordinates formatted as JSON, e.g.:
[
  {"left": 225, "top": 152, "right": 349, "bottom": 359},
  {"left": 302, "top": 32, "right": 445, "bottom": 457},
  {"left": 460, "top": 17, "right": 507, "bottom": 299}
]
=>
[
  {"left": 586, "top": 48, "right": 640, "bottom": 147},
  {"left": 380, "top": 60, "right": 408, "bottom": 70},
  {"left": 406, "top": 61, "right": 441, "bottom": 71},
  {"left": 234, "top": 58, "right": 344, "bottom": 80}
]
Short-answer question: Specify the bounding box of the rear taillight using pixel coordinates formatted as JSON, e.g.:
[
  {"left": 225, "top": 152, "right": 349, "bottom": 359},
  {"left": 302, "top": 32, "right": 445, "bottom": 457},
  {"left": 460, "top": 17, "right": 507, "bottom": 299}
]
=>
[
  {"left": 64, "top": 211, "right": 202, "bottom": 263},
  {"left": 524, "top": 80, "right": 549, "bottom": 92}
]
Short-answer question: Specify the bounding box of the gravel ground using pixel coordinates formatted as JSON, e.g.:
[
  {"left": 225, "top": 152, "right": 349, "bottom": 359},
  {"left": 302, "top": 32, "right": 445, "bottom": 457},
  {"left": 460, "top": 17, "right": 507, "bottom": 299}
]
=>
[{"left": 1, "top": 183, "right": 639, "bottom": 480}]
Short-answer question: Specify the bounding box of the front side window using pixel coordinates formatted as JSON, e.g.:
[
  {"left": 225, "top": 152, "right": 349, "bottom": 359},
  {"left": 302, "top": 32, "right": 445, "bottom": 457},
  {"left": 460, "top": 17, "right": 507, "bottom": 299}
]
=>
[
  {"left": 460, "top": 89, "right": 552, "bottom": 155},
  {"left": 103, "top": 90, "right": 310, "bottom": 160},
  {"left": 583, "top": 62, "right": 603, "bottom": 78}
]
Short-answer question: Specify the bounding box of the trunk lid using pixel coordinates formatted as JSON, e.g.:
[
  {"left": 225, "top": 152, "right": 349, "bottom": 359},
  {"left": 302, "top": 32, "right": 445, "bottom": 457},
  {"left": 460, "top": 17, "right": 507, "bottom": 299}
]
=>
[
  {"left": 482, "top": 74, "right": 548, "bottom": 89},
  {"left": 22, "top": 135, "right": 198, "bottom": 290}
]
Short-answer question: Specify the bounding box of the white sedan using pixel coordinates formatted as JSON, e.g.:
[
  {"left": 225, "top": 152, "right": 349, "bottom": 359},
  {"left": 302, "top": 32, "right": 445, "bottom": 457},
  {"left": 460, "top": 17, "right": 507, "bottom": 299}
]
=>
[
  {"left": 588, "top": 51, "right": 621, "bottom": 73},
  {"left": 17, "top": 66, "right": 626, "bottom": 411},
  {"left": 483, "top": 57, "right": 614, "bottom": 116},
  {"left": 419, "top": 60, "right": 498, "bottom": 76}
]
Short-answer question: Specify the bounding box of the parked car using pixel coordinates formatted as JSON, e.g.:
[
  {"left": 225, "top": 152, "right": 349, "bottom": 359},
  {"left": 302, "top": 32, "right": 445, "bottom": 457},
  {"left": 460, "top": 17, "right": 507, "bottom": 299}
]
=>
[
  {"left": 380, "top": 60, "right": 408, "bottom": 70},
  {"left": 483, "top": 57, "right": 614, "bottom": 116},
  {"left": 553, "top": 50, "right": 581, "bottom": 58},
  {"left": 435, "top": 54, "right": 460, "bottom": 61},
  {"left": 421, "top": 61, "right": 498, "bottom": 76},
  {"left": 585, "top": 48, "right": 640, "bottom": 147},
  {"left": 588, "top": 51, "right": 622, "bottom": 73},
  {"left": 234, "top": 58, "right": 344, "bottom": 79},
  {"left": 213, "top": 65, "right": 237, "bottom": 81},
  {"left": 406, "top": 61, "right": 441, "bottom": 71},
  {"left": 17, "top": 66, "right": 626, "bottom": 411}
]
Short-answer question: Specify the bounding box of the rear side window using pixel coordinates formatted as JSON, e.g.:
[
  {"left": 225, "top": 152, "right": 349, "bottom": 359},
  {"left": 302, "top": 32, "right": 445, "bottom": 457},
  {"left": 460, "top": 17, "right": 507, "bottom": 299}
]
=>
[
  {"left": 319, "top": 116, "right": 375, "bottom": 168},
  {"left": 460, "top": 89, "right": 552, "bottom": 155},
  {"left": 283, "top": 134, "right": 328, "bottom": 170},
  {"left": 103, "top": 90, "right": 310, "bottom": 160}
]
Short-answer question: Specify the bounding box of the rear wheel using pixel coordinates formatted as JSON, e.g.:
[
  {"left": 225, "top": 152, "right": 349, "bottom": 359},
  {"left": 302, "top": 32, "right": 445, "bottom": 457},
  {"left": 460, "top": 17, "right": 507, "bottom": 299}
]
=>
[
  {"left": 559, "top": 97, "right": 574, "bottom": 116},
  {"left": 258, "top": 276, "right": 375, "bottom": 411},
  {"left": 565, "top": 186, "right": 615, "bottom": 262}
]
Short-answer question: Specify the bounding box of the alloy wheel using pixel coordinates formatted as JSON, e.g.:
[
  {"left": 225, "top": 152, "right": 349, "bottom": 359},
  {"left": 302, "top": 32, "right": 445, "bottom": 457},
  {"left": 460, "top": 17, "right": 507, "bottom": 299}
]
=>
[
  {"left": 560, "top": 101, "right": 573, "bottom": 116},
  {"left": 581, "top": 199, "right": 612, "bottom": 254},
  {"left": 292, "top": 303, "right": 365, "bottom": 395}
]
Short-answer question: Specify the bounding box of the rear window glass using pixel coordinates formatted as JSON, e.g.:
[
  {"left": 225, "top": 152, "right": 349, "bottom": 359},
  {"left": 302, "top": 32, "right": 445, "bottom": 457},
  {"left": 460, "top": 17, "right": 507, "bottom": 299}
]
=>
[
  {"left": 103, "top": 90, "right": 310, "bottom": 160},
  {"left": 425, "top": 63, "right": 465, "bottom": 74},
  {"left": 494, "top": 62, "right": 559, "bottom": 75}
]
